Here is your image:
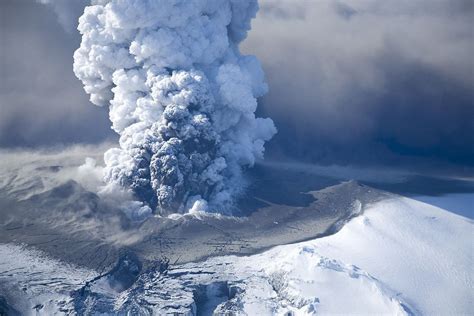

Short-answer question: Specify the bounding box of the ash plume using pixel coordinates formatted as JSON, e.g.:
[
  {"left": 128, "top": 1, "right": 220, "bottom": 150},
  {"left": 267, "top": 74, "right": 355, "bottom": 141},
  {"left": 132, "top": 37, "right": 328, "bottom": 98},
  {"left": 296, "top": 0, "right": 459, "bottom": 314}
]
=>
[{"left": 73, "top": 0, "right": 276, "bottom": 215}]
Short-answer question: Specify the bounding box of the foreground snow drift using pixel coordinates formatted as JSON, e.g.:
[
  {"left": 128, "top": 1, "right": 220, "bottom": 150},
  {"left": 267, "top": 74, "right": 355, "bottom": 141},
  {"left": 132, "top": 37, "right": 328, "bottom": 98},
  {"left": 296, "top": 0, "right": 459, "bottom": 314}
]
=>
[
  {"left": 221, "top": 197, "right": 473, "bottom": 315},
  {"left": 303, "top": 197, "right": 473, "bottom": 315}
]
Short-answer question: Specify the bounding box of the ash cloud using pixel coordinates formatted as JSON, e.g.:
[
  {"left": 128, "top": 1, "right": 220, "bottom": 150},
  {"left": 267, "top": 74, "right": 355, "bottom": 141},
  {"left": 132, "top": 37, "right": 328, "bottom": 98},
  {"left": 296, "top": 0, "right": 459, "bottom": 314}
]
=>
[
  {"left": 0, "top": 0, "right": 115, "bottom": 148},
  {"left": 244, "top": 0, "right": 474, "bottom": 170},
  {"left": 1, "top": 0, "right": 473, "bottom": 178},
  {"left": 73, "top": 0, "right": 276, "bottom": 214}
]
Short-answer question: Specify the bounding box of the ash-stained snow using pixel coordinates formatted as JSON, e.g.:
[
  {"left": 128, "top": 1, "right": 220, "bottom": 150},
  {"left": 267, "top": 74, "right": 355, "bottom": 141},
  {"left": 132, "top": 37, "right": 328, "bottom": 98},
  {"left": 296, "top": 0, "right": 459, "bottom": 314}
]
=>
[{"left": 0, "top": 244, "right": 98, "bottom": 315}]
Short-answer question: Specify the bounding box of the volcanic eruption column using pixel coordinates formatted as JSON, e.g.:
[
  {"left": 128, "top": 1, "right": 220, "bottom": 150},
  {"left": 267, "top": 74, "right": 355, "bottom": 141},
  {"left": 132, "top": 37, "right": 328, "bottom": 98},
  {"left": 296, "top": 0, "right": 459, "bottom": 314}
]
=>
[{"left": 73, "top": 0, "right": 276, "bottom": 215}]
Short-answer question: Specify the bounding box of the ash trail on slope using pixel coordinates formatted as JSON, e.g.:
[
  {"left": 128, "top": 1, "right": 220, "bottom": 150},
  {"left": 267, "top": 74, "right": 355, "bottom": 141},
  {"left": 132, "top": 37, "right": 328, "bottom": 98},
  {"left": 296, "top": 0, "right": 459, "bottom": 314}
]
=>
[{"left": 73, "top": 0, "right": 276, "bottom": 216}]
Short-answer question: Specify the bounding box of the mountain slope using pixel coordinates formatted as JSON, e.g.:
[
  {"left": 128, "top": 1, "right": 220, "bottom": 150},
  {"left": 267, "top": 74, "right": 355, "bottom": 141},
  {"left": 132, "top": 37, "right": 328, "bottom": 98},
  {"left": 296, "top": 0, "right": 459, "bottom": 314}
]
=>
[{"left": 1, "top": 196, "right": 471, "bottom": 315}]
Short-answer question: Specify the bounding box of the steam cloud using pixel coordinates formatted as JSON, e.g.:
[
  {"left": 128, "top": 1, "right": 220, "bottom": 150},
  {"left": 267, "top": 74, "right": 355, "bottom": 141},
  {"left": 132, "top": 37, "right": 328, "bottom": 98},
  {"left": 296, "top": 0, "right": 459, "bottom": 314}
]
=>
[{"left": 73, "top": 0, "right": 276, "bottom": 215}]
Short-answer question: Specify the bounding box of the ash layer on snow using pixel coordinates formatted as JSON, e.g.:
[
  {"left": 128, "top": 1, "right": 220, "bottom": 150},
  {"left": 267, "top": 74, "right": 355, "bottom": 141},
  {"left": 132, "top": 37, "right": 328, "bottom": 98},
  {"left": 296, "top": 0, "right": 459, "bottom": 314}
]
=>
[
  {"left": 0, "top": 159, "right": 380, "bottom": 271},
  {"left": 0, "top": 152, "right": 388, "bottom": 314}
]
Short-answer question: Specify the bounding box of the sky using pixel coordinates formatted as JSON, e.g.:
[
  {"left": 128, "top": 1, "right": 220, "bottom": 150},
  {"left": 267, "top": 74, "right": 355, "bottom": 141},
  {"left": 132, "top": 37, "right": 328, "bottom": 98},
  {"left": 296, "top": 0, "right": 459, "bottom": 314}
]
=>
[{"left": 0, "top": 0, "right": 473, "bottom": 175}]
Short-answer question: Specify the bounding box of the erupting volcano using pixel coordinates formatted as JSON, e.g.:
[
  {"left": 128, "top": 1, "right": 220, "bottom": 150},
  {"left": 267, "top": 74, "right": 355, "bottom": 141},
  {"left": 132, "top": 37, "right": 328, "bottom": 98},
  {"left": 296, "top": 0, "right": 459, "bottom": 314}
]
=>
[{"left": 73, "top": 0, "right": 276, "bottom": 215}]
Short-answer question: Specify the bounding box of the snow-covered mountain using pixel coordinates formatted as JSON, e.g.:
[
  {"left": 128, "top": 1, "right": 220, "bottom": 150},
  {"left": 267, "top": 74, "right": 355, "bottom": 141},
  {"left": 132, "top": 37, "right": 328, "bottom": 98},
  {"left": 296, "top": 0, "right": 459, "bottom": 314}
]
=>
[
  {"left": 0, "top": 149, "right": 472, "bottom": 315},
  {"left": 1, "top": 196, "right": 471, "bottom": 315}
]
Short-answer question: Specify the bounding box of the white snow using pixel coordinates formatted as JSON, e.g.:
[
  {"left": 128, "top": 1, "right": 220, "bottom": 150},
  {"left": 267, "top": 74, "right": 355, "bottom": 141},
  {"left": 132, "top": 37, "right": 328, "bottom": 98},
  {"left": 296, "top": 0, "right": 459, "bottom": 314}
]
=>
[
  {"left": 206, "top": 196, "right": 473, "bottom": 315},
  {"left": 310, "top": 197, "right": 473, "bottom": 315}
]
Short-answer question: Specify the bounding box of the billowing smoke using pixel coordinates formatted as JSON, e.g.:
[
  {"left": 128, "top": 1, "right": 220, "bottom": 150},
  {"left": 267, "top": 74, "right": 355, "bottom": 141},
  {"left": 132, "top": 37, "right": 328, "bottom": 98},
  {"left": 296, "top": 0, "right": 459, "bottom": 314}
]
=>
[{"left": 73, "top": 0, "right": 276, "bottom": 215}]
